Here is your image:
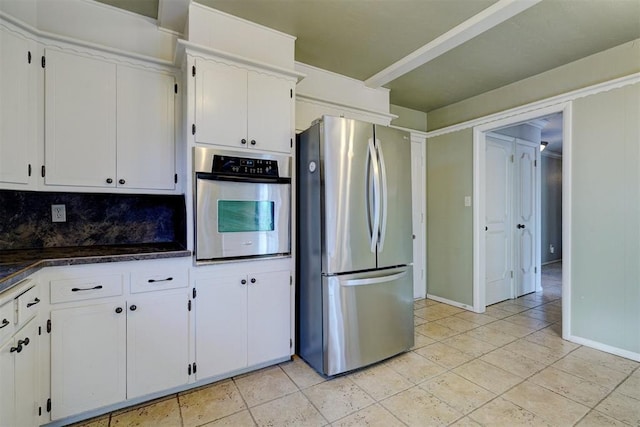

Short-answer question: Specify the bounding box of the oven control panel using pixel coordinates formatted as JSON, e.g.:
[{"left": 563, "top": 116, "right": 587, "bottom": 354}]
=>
[{"left": 212, "top": 155, "right": 280, "bottom": 178}]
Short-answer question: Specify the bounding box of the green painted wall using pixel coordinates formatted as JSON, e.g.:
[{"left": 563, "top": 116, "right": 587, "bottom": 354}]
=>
[
  {"left": 571, "top": 83, "right": 640, "bottom": 354},
  {"left": 426, "top": 129, "right": 473, "bottom": 306},
  {"left": 428, "top": 39, "right": 640, "bottom": 131},
  {"left": 390, "top": 104, "right": 427, "bottom": 132}
]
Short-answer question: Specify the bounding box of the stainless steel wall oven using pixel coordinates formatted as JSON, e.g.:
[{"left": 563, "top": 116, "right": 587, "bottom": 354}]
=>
[{"left": 194, "top": 147, "right": 291, "bottom": 263}]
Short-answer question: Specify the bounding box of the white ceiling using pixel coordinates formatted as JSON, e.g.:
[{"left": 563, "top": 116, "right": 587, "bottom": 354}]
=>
[{"left": 96, "top": 0, "right": 640, "bottom": 116}]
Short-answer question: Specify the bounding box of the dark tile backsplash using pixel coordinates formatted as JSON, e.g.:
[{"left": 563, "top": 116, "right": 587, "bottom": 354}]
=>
[{"left": 0, "top": 190, "right": 186, "bottom": 250}]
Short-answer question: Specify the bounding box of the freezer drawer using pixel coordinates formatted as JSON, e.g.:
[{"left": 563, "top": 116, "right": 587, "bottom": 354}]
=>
[{"left": 323, "top": 266, "right": 413, "bottom": 376}]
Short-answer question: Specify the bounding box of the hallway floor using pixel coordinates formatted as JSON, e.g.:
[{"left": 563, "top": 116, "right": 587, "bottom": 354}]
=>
[{"left": 74, "top": 262, "right": 639, "bottom": 426}]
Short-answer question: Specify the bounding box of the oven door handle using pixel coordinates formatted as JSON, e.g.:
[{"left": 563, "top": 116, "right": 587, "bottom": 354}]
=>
[{"left": 196, "top": 173, "right": 291, "bottom": 185}]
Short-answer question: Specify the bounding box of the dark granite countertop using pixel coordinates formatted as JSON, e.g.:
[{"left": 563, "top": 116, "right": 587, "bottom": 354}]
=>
[{"left": 0, "top": 243, "right": 191, "bottom": 295}]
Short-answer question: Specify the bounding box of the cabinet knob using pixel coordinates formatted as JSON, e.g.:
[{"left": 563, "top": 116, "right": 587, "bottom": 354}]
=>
[
  {"left": 517, "top": 224, "right": 526, "bottom": 229},
  {"left": 241, "top": 279, "right": 247, "bottom": 285},
  {"left": 119, "top": 179, "right": 126, "bottom": 185},
  {"left": 106, "top": 178, "right": 113, "bottom": 184},
  {"left": 250, "top": 139, "right": 256, "bottom": 146},
  {"left": 115, "top": 307, "right": 123, "bottom": 314},
  {"left": 18, "top": 338, "right": 29, "bottom": 347},
  {"left": 241, "top": 139, "right": 247, "bottom": 145},
  {"left": 10, "top": 345, "right": 21, "bottom": 353},
  {"left": 0, "top": 319, "right": 9, "bottom": 329},
  {"left": 250, "top": 278, "right": 256, "bottom": 284},
  {"left": 130, "top": 305, "right": 137, "bottom": 311}
]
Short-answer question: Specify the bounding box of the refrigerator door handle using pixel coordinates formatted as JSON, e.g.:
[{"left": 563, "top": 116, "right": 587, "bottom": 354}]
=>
[
  {"left": 367, "top": 138, "right": 381, "bottom": 253},
  {"left": 376, "top": 139, "right": 388, "bottom": 251},
  {"left": 340, "top": 270, "right": 408, "bottom": 287}
]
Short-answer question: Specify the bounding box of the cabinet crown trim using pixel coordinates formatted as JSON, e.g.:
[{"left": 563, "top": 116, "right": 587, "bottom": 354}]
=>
[{"left": 178, "top": 39, "right": 305, "bottom": 82}]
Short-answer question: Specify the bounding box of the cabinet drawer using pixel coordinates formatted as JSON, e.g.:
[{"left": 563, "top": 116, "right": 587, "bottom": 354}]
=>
[
  {"left": 130, "top": 268, "right": 188, "bottom": 294},
  {"left": 16, "top": 285, "right": 41, "bottom": 326},
  {"left": 51, "top": 274, "right": 123, "bottom": 304},
  {"left": 0, "top": 300, "right": 15, "bottom": 344}
]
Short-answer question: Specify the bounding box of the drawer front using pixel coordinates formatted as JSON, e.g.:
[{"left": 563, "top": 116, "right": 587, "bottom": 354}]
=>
[
  {"left": 0, "top": 301, "right": 15, "bottom": 344},
  {"left": 16, "top": 285, "right": 42, "bottom": 326},
  {"left": 130, "top": 268, "right": 188, "bottom": 294},
  {"left": 51, "top": 274, "right": 123, "bottom": 304}
]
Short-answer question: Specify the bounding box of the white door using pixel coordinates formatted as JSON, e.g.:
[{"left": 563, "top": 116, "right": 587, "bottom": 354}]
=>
[
  {"left": 194, "top": 274, "right": 247, "bottom": 379},
  {"left": 514, "top": 141, "right": 538, "bottom": 296},
  {"left": 411, "top": 139, "right": 426, "bottom": 299},
  {"left": 44, "top": 49, "right": 117, "bottom": 187},
  {"left": 0, "top": 28, "right": 32, "bottom": 186},
  {"left": 126, "top": 291, "right": 189, "bottom": 399},
  {"left": 51, "top": 302, "right": 126, "bottom": 419},
  {"left": 485, "top": 135, "right": 513, "bottom": 305},
  {"left": 247, "top": 270, "right": 291, "bottom": 366},
  {"left": 116, "top": 65, "right": 175, "bottom": 190},
  {"left": 194, "top": 59, "right": 247, "bottom": 148},
  {"left": 14, "top": 319, "right": 40, "bottom": 427},
  {"left": 247, "top": 72, "right": 293, "bottom": 153}
]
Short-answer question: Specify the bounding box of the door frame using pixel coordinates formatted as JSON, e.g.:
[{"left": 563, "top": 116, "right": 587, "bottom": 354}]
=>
[{"left": 472, "top": 102, "right": 572, "bottom": 340}]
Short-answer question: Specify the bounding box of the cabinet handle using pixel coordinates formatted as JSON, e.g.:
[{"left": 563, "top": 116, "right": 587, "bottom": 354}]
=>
[
  {"left": 10, "top": 345, "right": 22, "bottom": 353},
  {"left": 119, "top": 179, "right": 126, "bottom": 185},
  {"left": 250, "top": 139, "right": 256, "bottom": 146},
  {"left": 26, "top": 297, "right": 40, "bottom": 308},
  {"left": 71, "top": 285, "right": 103, "bottom": 292},
  {"left": 18, "top": 337, "right": 29, "bottom": 347},
  {"left": 241, "top": 279, "right": 247, "bottom": 285},
  {"left": 115, "top": 307, "right": 123, "bottom": 314},
  {"left": 148, "top": 277, "right": 173, "bottom": 283},
  {"left": 517, "top": 224, "right": 526, "bottom": 229},
  {"left": 241, "top": 139, "right": 247, "bottom": 145},
  {"left": 0, "top": 319, "right": 9, "bottom": 329},
  {"left": 106, "top": 178, "right": 113, "bottom": 184},
  {"left": 130, "top": 305, "right": 137, "bottom": 311},
  {"left": 250, "top": 278, "right": 256, "bottom": 284}
]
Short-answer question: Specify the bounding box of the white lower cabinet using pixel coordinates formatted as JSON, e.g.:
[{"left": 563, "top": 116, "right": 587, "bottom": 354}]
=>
[
  {"left": 51, "top": 301, "right": 127, "bottom": 420},
  {"left": 194, "top": 269, "right": 291, "bottom": 380},
  {"left": 1, "top": 318, "right": 41, "bottom": 427},
  {"left": 48, "top": 260, "right": 190, "bottom": 420}
]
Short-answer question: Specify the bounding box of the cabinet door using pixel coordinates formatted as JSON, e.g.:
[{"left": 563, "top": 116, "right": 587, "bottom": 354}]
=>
[
  {"left": 195, "top": 59, "right": 247, "bottom": 148},
  {"left": 0, "top": 28, "right": 32, "bottom": 186},
  {"left": 14, "top": 318, "right": 40, "bottom": 427},
  {"left": 117, "top": 65, "right": 175, "bottom": 190},
  {"left": 0, "top": 338, "right": 16, "bottom": 427},
  {"left": 126, "top": 290, "right": 189, "bottom": 399},
  {"left": 247, "top": 270, "right": 291, "bottom": 366},
  {"left": 44, "top": 49, "right": 116, "bottom": 187},
  {"left": 247, "top": 72, "right": 293, "bottom": 153},
  {"left": 194, "top": 275, "right": 247, "bottom": 379},
  {"left": 51, "top": 302, "right": 126, "bottom": 420}
]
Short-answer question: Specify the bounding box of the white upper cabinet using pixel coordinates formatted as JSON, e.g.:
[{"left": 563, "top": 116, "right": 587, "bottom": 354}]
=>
[
  {"left": 44, "top": 48, "right": 176, "bottom": 191},
  {"left": 0, "top": 26, "right": 36, "bottom": 188},
  {"left": 45, "top": 49, "right": 117, "bottom": 188},
  {"left": 194, "top": 58, "right": 294, "bottom": 154},
  {"left": 117, "top": 65, "right": 175, "bottom": 190}
]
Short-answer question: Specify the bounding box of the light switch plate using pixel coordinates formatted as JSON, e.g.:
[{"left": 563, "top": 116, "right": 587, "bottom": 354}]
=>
[
  {"left": 464, "top": 196, "right": 472, "bottom": 207},
  {"left": 52, "top": 204, "right": 66, "bottom": 222}
]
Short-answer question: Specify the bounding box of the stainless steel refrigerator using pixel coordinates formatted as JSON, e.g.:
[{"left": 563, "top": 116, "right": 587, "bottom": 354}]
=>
[{"left": 296, "top": 116, "right": 414, "bottom": 376}]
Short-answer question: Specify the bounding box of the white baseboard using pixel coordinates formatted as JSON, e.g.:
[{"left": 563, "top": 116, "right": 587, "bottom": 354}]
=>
[
  {"left": 567, "top": 334, "right": 640, "bottom": 362},
  {"left": 426, "top": 294, "right": 475, "bottom": 312}
]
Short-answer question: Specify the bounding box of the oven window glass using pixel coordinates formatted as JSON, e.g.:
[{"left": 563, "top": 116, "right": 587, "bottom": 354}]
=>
[{"left": 218, "top": 200, "right": 275, "bottom": 232}]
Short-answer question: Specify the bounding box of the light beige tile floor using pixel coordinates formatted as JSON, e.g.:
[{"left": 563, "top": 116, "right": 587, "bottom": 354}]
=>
[{"left": 73, "top": 262, "right": 639, "bottom": 426}]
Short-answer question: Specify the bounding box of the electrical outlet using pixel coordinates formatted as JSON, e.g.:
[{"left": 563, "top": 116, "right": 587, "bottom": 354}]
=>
[
  {"left": 464, "top": 196, "right": 472, "bottom": 207},
  {"left": 51, "top": 204, "right": 66, "bottom": 223}
]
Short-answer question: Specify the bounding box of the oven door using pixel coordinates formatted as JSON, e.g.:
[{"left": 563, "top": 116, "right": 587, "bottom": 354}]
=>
[{"left": 196, "top": 176, "right": 290, "bottom": 261}]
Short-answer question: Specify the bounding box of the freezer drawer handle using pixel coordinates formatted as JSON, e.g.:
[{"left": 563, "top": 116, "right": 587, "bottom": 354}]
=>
[{"left": 341, "top": 271, "right": 407, "bottom": 287}]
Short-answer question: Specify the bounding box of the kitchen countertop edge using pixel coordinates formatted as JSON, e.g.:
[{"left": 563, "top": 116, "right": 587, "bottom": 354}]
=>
[{"left": 0, "top": 249, "right": 192, "bottom": 295}]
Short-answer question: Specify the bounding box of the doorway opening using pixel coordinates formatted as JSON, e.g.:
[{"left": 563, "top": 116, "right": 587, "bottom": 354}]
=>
[{"left": 473, "top": 103, "right": 570, "bottom": 340}]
